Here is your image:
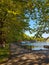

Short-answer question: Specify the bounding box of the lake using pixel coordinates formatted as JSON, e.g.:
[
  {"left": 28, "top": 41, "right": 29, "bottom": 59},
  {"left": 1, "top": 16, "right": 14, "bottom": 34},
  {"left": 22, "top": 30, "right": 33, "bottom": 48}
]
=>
[{"left": 21, "top": 42, "right": 49, "bottom": 50}]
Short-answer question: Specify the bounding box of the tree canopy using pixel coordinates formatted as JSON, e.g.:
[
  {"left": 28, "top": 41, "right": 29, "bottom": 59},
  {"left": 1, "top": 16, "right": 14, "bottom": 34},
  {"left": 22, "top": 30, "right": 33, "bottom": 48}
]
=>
[
  {"left": 0, "top": 0, "right": 31, "bottom": 43},
  {"left": 0, "top": 0, "right": 49, "bottom": 45}
]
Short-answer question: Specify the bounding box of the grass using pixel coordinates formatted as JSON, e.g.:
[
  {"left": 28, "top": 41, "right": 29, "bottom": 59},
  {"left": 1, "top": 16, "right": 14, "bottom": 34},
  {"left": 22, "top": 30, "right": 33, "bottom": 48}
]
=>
[{"left": 0, "top": 44, "right": 10, "bottom": 62}]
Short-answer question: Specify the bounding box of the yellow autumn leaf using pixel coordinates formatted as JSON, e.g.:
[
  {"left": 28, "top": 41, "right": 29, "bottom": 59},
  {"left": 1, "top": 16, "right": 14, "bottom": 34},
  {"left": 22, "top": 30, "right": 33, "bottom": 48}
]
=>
[
  {"left": 7, "top": 9, "right": 21, "bottom": 15},
  {"left": 46, "top": 3, "right": 49, "bottom": 6},
  {"left": 46, "top": 15, "right": 49, "bottom": 19}
]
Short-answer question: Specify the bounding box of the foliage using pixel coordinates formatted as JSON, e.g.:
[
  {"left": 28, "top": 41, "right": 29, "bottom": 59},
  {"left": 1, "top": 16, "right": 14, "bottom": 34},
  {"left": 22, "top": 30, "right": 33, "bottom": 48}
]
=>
[
  {"left": 0, "top": 0, "right": 49, "bottom": 44},
  {"left": 0, "top": 0, "right": 31, "bottom": 43},
  {"left": 30, "top": 0, "right": 49, "bottom": 37}
]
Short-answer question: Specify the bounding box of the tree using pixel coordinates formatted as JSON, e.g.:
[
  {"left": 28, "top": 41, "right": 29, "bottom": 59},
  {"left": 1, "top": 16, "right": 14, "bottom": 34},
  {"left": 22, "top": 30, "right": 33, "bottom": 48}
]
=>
[
  {"left": 30, "top": 0, "right": 49, "bottom": 37},
  {"left": 0, "top": 0, "right": 31, "bottom": 47},
  {"left": 0, "top": 0, "right": 49, "bottom": 48}
]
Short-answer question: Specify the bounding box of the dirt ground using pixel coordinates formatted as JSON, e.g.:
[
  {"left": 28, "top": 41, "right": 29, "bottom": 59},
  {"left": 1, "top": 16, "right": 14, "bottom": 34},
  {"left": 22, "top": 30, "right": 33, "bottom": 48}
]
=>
[{"left": 0, "top": 43, "right": 49, "bottom": 65}]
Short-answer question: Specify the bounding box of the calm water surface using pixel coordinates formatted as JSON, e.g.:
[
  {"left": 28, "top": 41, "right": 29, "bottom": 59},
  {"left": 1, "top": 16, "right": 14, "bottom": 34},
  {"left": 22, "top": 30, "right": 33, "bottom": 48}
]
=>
[{"left": 22, "top": 42, "right": 49, "bottom": 50}]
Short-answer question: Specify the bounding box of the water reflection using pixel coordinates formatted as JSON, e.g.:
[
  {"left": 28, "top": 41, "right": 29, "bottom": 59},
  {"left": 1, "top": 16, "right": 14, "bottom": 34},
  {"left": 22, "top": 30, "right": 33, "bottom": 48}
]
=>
[{"left": 21, "top": 42, "right": 49, "bottom": 50}]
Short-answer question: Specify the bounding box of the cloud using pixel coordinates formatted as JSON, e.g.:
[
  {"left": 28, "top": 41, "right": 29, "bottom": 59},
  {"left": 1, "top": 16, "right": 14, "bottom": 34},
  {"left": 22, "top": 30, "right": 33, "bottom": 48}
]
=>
[{"left": 42, "top": 33, "right": 49, "bottom": 38}]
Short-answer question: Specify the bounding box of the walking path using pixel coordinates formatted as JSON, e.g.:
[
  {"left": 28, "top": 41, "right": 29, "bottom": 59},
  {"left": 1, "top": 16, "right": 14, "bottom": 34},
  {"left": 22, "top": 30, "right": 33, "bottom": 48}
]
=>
[{"left": 0, "top": 43, "right": 49, "bottom": 65}]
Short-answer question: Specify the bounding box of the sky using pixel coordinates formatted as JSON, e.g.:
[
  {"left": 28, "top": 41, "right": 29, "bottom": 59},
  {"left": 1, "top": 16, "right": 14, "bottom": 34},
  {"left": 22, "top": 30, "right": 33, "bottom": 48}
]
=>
[
  {"left": 42, "top": 33, "right": 49, "bottom": 38},
  {"left": 25, "top": 19, "right": 49, "bottom": 38},
  {"left": 25, "top": 19, "right": 36, "bottom": 36}
]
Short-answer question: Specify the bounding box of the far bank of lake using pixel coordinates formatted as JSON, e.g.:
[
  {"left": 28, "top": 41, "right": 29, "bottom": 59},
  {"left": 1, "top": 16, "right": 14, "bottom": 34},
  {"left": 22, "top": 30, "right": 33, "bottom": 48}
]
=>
[{"left": 21, "top": 42, "right": 49, "bottom": 50}]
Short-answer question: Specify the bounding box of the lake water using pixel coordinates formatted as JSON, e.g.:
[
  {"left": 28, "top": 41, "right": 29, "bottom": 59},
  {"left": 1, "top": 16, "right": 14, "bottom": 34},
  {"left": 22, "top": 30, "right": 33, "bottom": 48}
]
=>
[{"left": 21, "top": 42, "right": 49, "bottom": 50}]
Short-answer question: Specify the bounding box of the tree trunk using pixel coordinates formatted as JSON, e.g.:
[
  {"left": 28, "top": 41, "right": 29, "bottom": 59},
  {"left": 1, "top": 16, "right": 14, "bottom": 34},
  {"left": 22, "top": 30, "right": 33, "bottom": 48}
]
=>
[
  {"left": 0, "top": 33, "right": 5, "bottom": 48},
  {"left": 0, "top": 20, "right": 5, "bottom": 48},
  {"left": 0, "top": 12, "right": 7, "bottom": 48}
]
